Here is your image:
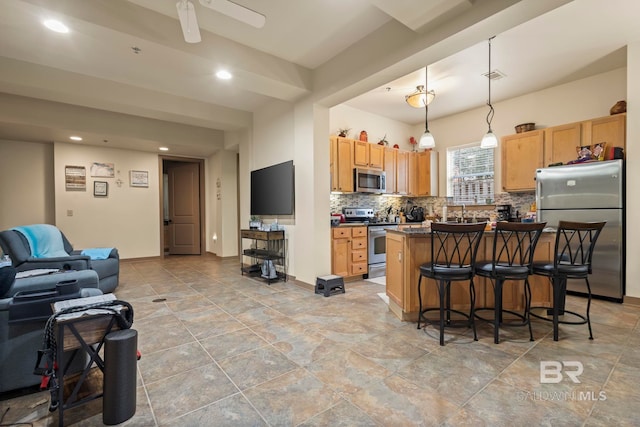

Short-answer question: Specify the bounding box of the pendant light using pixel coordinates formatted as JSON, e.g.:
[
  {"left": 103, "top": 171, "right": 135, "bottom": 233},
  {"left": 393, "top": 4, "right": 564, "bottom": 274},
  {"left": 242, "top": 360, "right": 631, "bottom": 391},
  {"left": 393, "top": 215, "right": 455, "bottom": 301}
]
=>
[
  {"left": 481, "top": 36, "right": 498, "bottom": 149},
  {"left": 418, "top": 67, "right": 435, "bottom": 149}
]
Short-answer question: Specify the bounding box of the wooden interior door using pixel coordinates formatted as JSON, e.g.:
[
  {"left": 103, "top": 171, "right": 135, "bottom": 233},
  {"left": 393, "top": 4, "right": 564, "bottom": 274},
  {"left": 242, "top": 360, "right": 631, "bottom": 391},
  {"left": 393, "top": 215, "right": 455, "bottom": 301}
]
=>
[{"left": 168, "top": 162, "right": 201, "bottom": 254}]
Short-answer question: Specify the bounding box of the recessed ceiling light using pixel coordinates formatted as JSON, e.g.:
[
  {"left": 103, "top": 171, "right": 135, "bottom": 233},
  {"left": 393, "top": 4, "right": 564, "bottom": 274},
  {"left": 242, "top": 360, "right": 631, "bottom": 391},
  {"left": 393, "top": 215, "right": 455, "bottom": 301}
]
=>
[
  {"left": 43, "top": 19, "right": 69, "bottom": 33},
  {"left": 69, "top": 136, "right": 82, "bottom": 141},
  {"left": 159, "top": 147, "right": 169, "bottom": 151},
  {"left": 216, "top": 70, "right": 232, "bottom": 80}
]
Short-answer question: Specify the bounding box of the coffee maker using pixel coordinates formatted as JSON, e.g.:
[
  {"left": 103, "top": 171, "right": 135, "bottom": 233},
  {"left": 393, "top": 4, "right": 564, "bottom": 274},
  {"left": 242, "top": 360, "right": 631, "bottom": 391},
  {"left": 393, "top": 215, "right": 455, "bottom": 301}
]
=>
[{"left": 496, "top": 204, "right": 512, "bottom": 222}]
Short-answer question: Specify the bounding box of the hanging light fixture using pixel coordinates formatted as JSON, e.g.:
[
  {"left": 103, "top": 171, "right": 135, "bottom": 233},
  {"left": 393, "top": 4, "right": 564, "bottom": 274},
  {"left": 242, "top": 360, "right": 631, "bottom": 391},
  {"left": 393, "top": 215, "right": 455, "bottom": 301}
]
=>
[
  {"left": 481, "top": 36, "right": 498, "bottom": 149},
  {"left": 405, "top": 85, "right": 435, "bottom": 108},
  {"left": 418, "top": 67, "right": 435, "bottom": 149}
]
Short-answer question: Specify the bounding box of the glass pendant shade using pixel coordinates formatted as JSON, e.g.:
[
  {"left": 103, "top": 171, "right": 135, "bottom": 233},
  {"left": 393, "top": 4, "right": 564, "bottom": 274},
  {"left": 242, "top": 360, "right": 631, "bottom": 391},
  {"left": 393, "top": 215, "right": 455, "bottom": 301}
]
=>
[
  {"left": 480, "top": 130, "right": 498, "bottom": 148},
  {"left": 405, "top": 86, "right": 435, "bottom": 108},
  {"left": 419, "top": 130, "right": 435, "bottom": 149}
]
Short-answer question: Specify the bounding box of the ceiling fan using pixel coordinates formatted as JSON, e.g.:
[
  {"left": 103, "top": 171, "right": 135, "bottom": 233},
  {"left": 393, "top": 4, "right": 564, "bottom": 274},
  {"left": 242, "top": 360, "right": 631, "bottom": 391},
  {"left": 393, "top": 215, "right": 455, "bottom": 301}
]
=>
[{"left": 176, "top": 0, "right": 266, "bottom": 44}]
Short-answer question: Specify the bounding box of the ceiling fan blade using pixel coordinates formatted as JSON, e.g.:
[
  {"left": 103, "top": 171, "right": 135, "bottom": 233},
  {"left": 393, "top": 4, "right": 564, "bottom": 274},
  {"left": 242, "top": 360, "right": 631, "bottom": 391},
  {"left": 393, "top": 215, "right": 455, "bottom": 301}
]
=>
[
  {"left": 199, "top": 0, "right": 266, "bottom": 28},
  {"left": 176, "top": 1, "right": 202, "bottom": 43}
]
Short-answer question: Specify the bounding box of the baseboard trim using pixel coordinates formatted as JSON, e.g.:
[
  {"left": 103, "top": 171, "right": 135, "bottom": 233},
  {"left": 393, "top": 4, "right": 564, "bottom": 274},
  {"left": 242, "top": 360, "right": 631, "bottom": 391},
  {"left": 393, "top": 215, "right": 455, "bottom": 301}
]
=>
[
  {"left": 623, "top": 295, "right": 640, "bottom": 307},
  {"left": 120, "top": 256, "right": 161, "bottom": 263}
]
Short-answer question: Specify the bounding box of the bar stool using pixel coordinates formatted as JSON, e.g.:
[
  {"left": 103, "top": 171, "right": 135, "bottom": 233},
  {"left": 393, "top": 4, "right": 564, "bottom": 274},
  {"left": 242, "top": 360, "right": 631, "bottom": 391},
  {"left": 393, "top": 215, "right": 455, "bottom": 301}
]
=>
[
  {"left": 530, "top": 221, "right": 606, "bottom": 341},
  {"left": 417, "top": 222, "right": 485, "bottom": 346},
  {"left": 474, "top": 222, "right": 546, "bottom": 344}
]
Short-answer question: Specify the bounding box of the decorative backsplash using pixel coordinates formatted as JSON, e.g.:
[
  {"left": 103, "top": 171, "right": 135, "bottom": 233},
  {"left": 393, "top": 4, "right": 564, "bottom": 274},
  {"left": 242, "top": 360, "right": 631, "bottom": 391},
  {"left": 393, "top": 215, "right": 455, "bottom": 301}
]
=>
[{"left": 330, "top": 192, "right": 536, "bottom": 220}]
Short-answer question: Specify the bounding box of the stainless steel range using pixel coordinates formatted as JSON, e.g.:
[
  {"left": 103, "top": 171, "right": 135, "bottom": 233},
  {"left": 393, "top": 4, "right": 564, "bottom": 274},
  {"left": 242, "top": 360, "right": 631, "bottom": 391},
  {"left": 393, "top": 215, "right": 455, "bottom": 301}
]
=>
[{"left": 343, "top": 207, "right": 398, "bottom": 278}]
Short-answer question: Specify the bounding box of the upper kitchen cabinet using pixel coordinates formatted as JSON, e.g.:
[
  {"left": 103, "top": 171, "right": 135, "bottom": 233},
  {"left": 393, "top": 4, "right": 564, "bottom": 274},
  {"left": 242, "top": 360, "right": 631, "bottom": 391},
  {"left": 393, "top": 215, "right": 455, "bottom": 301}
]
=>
[
  {"left": 502, "top": 113, "right": 627, "bottom": 192},
  {"left": 396, "top": 150, "right": 409, "bottom": 195},
  {"left": 354, "top": 140, "right": 384, "bottom": 170},
  {"left": 583, "top": 113, "right": 626, "bottom": 150},
  {"left": 384, "top": 148, "right": 410, "bottom": 195},
  {"left": 543, "top": 114, "right": 626, "bottom": 167},
  {"left": 330, "top": 136, "right": 354, "bottom": 192},
  {"left": 415, "top": 150, "right": 439, "bottom": 196},
  {"left": 544, "top": 122, "right": 581, "bottom": 167},
  {"left": 501, "top": 129, "right": 544, "bottom": 192},
  {"left": 383, "top": 147, "right": 397, "bottom": 194}
]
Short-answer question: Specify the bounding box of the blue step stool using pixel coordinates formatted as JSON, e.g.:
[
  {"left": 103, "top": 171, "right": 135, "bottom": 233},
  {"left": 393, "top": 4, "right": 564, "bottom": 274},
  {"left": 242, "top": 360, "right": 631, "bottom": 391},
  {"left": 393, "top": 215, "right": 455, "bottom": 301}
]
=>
[{"left": 315, "top": 275, "right": 345, "bottom": 297}]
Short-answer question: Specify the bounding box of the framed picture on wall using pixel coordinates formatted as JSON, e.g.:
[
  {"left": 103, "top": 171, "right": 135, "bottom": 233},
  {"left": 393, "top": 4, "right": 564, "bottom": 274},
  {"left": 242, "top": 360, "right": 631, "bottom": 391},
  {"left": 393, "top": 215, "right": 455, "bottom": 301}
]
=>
[
  {"left": 130, "top": 170, "right": 149, "bottom": 187},
  {"left": 65, "top": 165, "right": 86, "bottom": 191},
  {"left": 90, "top": 162, "right": 115, "bottom": 177},
  {"left": 94, "top": 181, "right": 108, "bottom": 197}
]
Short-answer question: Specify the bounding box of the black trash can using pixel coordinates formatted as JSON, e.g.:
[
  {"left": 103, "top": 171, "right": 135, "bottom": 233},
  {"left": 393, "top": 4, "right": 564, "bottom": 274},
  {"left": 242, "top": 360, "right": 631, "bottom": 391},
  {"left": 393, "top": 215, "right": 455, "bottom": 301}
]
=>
[{"left": 103, "top": 328, "right": 138, "bottom": 425}]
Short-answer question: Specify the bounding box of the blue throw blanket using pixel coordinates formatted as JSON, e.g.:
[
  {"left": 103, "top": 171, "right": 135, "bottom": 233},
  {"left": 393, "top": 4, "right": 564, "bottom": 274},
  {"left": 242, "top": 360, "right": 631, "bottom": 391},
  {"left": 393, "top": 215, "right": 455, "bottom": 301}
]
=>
[
  {"left": 81, "top": 248, "right": 114, "bottom": 260},
  {"left": 13, "top": 224, "right": 69, "bottom": 258}
]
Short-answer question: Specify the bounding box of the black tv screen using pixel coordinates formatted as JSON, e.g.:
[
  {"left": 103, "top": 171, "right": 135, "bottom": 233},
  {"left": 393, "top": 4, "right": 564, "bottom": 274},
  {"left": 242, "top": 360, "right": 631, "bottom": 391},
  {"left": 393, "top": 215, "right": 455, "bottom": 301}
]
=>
[{"left": 250, "top": 160, "right": 294, "bottom": 216}]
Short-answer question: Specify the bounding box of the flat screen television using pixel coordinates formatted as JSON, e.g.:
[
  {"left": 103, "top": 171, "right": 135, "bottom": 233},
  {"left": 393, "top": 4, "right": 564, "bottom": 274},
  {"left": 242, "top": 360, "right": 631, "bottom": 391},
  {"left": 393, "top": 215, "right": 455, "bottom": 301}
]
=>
[{"left": 250, "top": 160, "right": 294, "bottom": 216}]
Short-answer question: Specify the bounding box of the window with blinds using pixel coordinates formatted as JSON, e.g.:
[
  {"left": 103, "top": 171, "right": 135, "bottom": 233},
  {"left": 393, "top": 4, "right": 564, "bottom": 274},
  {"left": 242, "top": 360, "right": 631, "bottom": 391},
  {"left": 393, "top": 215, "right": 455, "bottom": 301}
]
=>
[{"left": 447, "top": 143, "right": 494, "bottom": 204}]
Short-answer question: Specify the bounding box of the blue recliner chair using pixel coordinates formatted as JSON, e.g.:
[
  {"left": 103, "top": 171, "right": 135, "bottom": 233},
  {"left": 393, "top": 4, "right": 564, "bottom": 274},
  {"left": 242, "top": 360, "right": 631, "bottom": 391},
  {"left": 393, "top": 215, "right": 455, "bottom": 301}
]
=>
[{"left": 0, "top": 225, "right": 119, "bottom": 293}]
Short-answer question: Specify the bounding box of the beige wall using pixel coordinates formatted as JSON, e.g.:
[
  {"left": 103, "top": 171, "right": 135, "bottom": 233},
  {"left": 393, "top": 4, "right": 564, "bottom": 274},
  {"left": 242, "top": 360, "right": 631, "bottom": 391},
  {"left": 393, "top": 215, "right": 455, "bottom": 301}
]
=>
[
  {"left": 0, "top": 139, "right": 55, "bottom": 229},
  {"left": 207, "top": 148, "right": 239, "bottom": 257},
  {"left": 625, "top": 45, "right": 640, "bottom": 299},
  {"left": 53, "top": 142, "right": 161, "bottom": 258},
  {"left": 248, "top": 100, "right": 298, "bottom": 277},
  {"left": 329, "top": 105, "right": 416, "bottom": 149}
]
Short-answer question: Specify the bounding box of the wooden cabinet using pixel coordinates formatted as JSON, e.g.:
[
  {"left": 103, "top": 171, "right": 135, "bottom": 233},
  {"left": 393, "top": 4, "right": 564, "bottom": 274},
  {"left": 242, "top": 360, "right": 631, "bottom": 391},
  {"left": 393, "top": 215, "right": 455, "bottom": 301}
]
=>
[
  {"left": 396, "top": 150, "right": 409, "bottom": 195},
  {"left": 503, "top": 114, "right": 626, "bottom": 192},
  {"left": 383, "top": 147, "right": 397, "bottom": 194},
  {"left": 584, "top": 113, "right": 625, "bottom": 150},
  {"left": 383, "top": 148, "right": 410, "bottom": 195},
  {"left": 385, "top": 230, "right": 553, "bottom": 322},
  {"left": 331, "top": 226, "right": 368, "bottom": 278},
  {"left": 407, "top": 151, "right": 418, "bottom": 196},
  {"left": 330, "top": 137, "right": 354, "bottom": 192},
  {"left": 385, "top": 231, "right": 404, "bottom": 307},
  {"left": 501, "top": 130, "right": 544, "bottom": 192},
  {"left": 415, "top": 150, "right": 438, "bottom": 196},
  {"left": 544, "top": 123, "right": 581, "bottom": 167},
  {"left": 354, "top": 140, "right": 384, "bottom": 170}
]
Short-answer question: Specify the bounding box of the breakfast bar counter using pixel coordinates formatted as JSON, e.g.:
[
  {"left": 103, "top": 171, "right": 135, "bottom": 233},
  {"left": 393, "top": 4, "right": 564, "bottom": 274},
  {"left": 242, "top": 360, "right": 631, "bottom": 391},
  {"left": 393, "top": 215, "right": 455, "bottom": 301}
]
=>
[{"left": 385, "top": 228, "right": 554, "bottom": 322}]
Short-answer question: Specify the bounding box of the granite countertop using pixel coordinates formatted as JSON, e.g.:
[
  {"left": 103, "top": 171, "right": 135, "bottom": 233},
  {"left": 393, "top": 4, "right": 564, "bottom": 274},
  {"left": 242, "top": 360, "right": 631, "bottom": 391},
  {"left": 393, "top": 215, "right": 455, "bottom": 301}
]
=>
[{"left": 388, "top": 226, "right": 556, "bottom": 236}]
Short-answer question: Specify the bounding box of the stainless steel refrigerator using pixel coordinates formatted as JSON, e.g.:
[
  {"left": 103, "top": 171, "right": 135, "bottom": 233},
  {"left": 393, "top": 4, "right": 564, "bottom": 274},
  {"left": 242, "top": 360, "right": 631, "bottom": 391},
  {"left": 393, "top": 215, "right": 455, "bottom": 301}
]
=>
[{"left": 535, "top": 160, "right": 624, "bottom": 301}]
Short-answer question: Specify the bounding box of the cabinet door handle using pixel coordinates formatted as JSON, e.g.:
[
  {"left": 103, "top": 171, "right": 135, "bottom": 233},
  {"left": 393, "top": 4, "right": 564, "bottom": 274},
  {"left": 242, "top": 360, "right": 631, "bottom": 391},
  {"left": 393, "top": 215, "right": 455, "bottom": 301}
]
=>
[{"left": 398, "top": 252, "right": 402, "bottom": 261}]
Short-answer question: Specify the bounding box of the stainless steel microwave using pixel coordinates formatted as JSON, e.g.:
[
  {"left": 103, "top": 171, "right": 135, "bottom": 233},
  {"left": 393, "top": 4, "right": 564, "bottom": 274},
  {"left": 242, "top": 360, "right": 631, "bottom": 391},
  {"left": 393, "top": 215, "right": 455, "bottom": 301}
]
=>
[{"left": 354, "top": 168, "right": 386, "bottom": 193}]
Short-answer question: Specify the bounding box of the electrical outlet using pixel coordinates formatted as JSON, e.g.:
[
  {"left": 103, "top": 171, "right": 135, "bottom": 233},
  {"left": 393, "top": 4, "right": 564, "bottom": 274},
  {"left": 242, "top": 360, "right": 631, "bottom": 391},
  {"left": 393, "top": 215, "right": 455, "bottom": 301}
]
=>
[{"left": 67, "top": 209, "right": 73, "bottom": 216}]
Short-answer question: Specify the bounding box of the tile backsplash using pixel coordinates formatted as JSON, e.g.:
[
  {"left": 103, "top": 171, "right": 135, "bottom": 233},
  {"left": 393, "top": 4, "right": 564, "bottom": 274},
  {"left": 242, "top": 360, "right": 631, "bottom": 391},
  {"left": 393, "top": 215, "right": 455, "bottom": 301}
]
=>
[{"left": 330, "top": 192, "right": 536, "bottom": 220}]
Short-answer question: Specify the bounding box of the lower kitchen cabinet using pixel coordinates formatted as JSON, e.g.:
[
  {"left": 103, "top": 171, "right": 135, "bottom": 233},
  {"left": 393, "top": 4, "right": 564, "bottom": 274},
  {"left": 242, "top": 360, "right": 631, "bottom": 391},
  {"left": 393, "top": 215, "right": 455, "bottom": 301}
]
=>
[
  {"left": 331, "top": 226, "right": 368, "bottom": 279},
  {"left": 385, "top": 230, "right": 552, "bottom": 322}
]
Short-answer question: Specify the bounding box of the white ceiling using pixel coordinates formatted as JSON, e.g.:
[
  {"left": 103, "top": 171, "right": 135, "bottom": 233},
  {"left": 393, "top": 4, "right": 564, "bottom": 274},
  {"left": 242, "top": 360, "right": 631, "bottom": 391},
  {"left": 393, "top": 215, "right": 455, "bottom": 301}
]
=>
[{"left": 0, "top": 0, "right": 637, "bottom": 157}]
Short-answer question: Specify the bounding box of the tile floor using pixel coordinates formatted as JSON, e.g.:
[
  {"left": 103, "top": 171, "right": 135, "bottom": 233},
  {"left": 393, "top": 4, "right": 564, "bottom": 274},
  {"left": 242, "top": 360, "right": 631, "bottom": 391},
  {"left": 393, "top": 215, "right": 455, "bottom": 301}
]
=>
[{"left": 2, "top": 254, "right": 640, "bottom": 426}]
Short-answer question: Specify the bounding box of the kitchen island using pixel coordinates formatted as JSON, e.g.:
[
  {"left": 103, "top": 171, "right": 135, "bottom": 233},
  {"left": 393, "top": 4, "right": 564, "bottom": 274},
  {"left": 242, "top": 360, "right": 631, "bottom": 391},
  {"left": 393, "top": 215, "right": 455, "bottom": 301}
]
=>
[{"left": 385, "top": 228, "right": 554, "bottom": 322}]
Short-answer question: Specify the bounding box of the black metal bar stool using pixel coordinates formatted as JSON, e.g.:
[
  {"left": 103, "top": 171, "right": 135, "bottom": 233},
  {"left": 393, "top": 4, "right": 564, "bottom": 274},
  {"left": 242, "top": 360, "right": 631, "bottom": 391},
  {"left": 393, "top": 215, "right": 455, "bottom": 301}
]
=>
[
  {"left": 474, "top": 222, "right": 546, "bottom": 344},
  {"left": 417, "top": 222, "right": 485, "bottom": 346},
  {"left": 530, "top": 221, "right": 606, "bottom": 341}
]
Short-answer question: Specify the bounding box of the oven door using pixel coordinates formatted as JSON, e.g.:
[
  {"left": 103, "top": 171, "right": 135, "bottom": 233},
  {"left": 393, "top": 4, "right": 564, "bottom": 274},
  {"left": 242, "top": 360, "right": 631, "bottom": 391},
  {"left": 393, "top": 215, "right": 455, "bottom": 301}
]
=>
[{"left": 368, "top": 227, "right": 387, "bottom": 265}]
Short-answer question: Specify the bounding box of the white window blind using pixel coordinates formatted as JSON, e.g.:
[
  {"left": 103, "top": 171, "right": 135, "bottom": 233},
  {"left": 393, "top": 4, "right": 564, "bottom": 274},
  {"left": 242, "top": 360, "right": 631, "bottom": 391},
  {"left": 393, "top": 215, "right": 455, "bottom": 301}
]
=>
[{"left": 447, "top": 143, "right": 494, "bottom": 204}]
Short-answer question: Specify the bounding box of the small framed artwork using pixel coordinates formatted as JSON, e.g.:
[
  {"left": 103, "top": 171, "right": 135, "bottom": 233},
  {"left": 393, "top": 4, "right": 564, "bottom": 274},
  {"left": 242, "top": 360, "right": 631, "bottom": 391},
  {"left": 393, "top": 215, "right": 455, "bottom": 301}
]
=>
[
  {"left": 130, "top": 170, "right": 149, "bottom": 187},
  {"left": 94, "top": 181, "right": 108, "bottom": 197},
  {"left": 65, "top": 165, "right": 86, "bottom": 191},
  {"left": 90, "top": 162, "right": 115, "bottom": 178}
]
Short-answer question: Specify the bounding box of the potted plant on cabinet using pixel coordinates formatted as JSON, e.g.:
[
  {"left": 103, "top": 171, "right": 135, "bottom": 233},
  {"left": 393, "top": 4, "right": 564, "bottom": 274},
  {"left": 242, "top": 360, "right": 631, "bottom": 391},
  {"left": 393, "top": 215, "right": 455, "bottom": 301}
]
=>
[{"left": 337, "top": 128, "right": 350, "bottom": 137}]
